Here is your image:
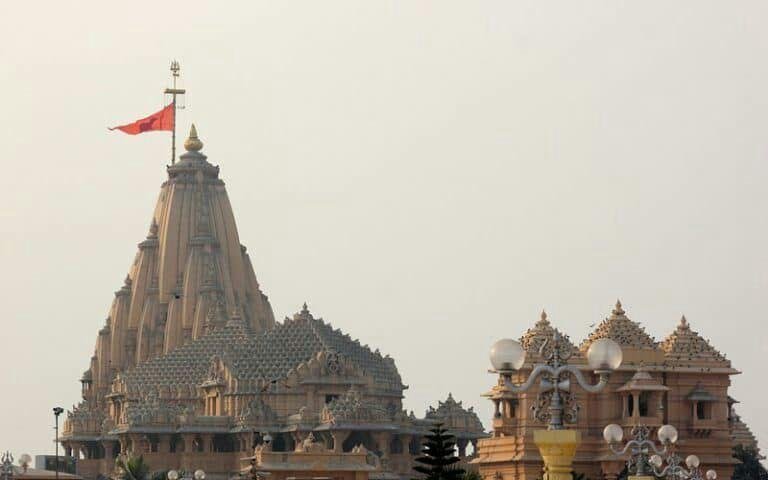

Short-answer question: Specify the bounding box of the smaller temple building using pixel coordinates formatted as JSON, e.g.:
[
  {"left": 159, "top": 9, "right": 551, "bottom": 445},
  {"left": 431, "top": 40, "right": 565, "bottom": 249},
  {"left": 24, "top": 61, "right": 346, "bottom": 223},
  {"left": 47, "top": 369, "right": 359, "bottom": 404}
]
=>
[{"left": 474, "top": 302, "right": 760, "bottom": 480}]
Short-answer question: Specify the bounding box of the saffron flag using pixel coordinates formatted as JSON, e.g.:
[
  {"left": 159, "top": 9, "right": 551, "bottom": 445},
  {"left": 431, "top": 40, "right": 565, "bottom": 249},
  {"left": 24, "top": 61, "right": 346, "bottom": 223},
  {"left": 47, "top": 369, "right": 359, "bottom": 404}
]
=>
[{"left": 109, "top": 103, "right": 174, "bottom": 135}]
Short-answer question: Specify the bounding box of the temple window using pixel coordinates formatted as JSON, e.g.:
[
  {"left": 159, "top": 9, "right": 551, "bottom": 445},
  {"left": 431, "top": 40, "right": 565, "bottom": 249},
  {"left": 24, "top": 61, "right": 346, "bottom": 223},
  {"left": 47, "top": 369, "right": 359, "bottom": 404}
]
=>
[
  {"left": 639, "top": 392, "right": 650, "bottom": 417},
  {"left": 325, "top": 394, "right": 339, "bottom": 404},
  {"left": 627, "top": 395, "right": 634, "bottom": 417},
  {"left": 170, "top": 434, "right": 182, "bottom": 453},
  {"left": 390, "top": 436, "right": 404, "bottom": 454},
  {"left": 212, "top": 434, "right": 235, "bottom": 452},
  {"left": 696, "top": 402, "right": 711, "bottom": 420}
]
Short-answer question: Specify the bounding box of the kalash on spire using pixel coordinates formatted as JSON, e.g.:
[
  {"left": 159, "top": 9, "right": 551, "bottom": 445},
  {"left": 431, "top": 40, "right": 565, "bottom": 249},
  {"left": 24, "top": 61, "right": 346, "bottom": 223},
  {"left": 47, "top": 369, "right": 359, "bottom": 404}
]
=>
[{"left": 62, "top": 65, "right": 486, "bottom": 480}]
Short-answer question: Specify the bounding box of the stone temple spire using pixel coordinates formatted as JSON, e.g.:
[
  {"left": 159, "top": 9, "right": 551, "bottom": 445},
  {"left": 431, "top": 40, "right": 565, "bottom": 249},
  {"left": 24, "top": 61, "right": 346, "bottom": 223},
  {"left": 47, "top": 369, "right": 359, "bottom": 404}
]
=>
[{"left": 86, "top": 122, "right": 275, "bottom": 400}]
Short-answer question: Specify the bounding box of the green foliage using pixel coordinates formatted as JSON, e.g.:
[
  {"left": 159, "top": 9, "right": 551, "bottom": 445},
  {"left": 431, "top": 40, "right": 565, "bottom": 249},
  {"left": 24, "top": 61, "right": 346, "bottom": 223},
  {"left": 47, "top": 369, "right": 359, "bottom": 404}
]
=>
[
  {"left": 572, "top": 472, "right": 588, "bottom": 480},
  {"left": 413, "top": 423, "right": 464, "bottom": 480},
  {"left": 732, "top": 445, "right": 768, "bottom": 480},
  {"left": 462, "top": 470, "right": 482, "bottom": 480},
  {"left": 115, "top": 455, "right": 150, "bottom": 480}
]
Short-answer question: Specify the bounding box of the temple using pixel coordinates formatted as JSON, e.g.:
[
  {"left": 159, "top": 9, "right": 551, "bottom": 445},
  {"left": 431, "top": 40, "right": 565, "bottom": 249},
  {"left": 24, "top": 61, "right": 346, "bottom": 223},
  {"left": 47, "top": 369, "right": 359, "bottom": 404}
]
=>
[
  {"left": 61, "top": 126, "right": 485, "bottom": 480},
  {"left": 474, "top": 304, "right": 760, "bottom": 480}
]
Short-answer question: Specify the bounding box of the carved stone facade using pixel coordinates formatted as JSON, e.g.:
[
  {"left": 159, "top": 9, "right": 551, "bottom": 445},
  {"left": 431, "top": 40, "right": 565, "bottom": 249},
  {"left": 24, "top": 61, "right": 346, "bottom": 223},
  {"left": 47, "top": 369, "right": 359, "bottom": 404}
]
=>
[
  {"left": 474, "top": 302, "right": 759, "bottom": 480},
  {"left": 61, "top": 128, "right": 485, "bottom": 480}
]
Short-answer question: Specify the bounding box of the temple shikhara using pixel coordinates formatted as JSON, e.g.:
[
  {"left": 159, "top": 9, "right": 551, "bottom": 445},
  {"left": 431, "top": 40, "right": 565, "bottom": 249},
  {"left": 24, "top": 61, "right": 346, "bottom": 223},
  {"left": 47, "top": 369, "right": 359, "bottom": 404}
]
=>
[
  {"left": 474, "top": 306, "right": 760, "bottom": 480},
  {"left": 60, "top": 126, "right": 485, "bottom": 480}
]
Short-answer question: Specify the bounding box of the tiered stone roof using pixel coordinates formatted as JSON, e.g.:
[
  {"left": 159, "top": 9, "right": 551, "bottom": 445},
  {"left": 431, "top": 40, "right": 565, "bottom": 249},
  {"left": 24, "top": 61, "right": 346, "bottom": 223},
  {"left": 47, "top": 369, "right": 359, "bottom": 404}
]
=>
[
  {"left": 730, "top": 407, "right": 761, "bottom": 454},
  {"left": 519, "top": 310, "right": 576, "bottom": 356},
  {"left": 119, "top": 304, "right": 403, "bottom": 395},
  {"left": 659, "top": 316, "right": 730, "bottom": 367},
  {"left": 580, "top": 300, "right": 656, "bottom": 351}
]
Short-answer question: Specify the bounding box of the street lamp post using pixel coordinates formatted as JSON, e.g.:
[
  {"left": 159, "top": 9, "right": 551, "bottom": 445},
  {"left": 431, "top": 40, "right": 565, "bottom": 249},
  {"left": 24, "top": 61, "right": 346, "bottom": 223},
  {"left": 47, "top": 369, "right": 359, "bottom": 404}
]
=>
[
  {"left": 53, "top": 407, "right": 64, "bottom": 480},
  {"left": 488, "top": 332, "right": 623, "bottom": 480},
  {"left": 649, "top": 448, "right": 718, "bottom": 480},
  {"left": 168, "top": 468, "right": 206, "bottom": 480},
  {"left": 603, "top": 423, "right": 717, "bottom": 480},
  {"left": 603, "top": 424, "right": 678, "bottom": 478}
]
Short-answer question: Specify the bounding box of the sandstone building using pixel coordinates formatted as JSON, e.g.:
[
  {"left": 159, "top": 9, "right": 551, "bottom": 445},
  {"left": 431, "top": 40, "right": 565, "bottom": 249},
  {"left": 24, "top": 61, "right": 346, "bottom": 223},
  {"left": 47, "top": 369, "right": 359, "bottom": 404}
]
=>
[
  {"left": 61, "top": 127, "right": 485, "bottom": 480},
  {"left": 474, "top": 304, "right": 760, "bottom": 480}
]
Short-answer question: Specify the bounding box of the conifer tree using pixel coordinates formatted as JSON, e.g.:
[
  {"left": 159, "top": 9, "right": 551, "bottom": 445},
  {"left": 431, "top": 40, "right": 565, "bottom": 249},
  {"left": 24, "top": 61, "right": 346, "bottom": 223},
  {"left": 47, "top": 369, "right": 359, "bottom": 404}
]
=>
[
  {"left": 413, "top": 423, "right": 464, "bottom": 480},
  {"left": 732, "top": 445, "right": 768, "bottom": 480}
]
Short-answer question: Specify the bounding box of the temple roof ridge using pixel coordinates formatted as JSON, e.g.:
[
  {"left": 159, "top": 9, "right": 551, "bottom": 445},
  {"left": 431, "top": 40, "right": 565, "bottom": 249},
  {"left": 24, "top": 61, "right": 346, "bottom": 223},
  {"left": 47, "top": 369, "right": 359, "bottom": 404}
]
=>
[{"left": 580, "top": 299, "right": 656, "bottom": 351}]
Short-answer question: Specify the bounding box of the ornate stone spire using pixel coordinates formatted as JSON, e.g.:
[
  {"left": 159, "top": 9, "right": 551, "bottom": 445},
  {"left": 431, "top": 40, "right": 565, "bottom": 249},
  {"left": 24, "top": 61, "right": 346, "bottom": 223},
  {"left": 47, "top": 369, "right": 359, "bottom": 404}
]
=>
[{"left": 82, "top": 124, "right": 276, "bottom": 398}]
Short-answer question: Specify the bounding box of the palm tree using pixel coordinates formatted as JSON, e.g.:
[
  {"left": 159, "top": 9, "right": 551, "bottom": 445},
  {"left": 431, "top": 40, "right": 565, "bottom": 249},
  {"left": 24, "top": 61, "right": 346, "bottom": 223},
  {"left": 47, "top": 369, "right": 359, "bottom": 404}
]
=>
[{"left": 114, "top": 455, "right": 150, "bottom": 480}]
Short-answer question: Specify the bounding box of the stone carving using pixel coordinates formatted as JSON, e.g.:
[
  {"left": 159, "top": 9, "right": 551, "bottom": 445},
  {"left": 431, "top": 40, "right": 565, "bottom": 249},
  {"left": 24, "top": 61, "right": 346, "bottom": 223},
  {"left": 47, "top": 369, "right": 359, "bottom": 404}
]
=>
[
  {"left": 299, "top": 433, "right": 326, "bottom": 453},
  {"left": 236, "top": 395, "right": 277, "bottom": 426},
  {"left": 123, "top": 391, "right": 184, "bottom": 426},
  {"left": 321, "top": 388, "right": 390, "bottom": 425}
]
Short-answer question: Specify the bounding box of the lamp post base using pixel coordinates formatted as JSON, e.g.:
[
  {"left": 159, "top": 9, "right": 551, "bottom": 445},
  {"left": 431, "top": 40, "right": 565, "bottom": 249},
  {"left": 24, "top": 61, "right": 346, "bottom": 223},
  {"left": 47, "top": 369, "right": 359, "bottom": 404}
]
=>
[{"left": 533, "top": 430, "right": 582, "bottom": 480}]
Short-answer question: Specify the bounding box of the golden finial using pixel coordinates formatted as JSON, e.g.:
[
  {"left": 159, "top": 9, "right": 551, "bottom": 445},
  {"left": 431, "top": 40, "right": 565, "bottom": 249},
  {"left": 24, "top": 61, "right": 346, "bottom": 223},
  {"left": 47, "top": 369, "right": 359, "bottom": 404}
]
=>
[
  {"left": 612, "top": 299, "right": 625, "bottom": 316},
  {"left": 184, "top": 124, "right": 203, "bottom": 152}
]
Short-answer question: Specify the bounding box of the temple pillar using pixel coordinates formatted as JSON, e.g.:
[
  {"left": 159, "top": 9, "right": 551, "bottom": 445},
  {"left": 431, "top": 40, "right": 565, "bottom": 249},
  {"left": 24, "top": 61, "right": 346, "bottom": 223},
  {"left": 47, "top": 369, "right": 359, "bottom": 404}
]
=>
[
  {"left": 158, "top": 435, "right": 172, "bottom": 454},
  {"left": 102, "top": 441, "right": 115, "bottom": 460},
  {"left": 399, "top": 434, "right": 413, "bottom": 456},
  {"left": 181, "top": 434, "right": 196, "bottom": 453},
  {"left": 331, "top": 430, "right": 351, "bottom": 453},
  {"left": 457, "top": 438, "right": 468, "bottom": 457},
  {"left": 200, "top": 434, "right": 213, "bottom": 453},
  {"left": 68, "top": 442, "right": 82, "bottom": 460},
  {"left": 128, "top": 434, "right": 144, "bottom": 454},
  {"left": 374, "top": 432, "right": 391, "bottom": 459},
  {"left": 292, "top": 431, "right": 309, "bottom": 451}
]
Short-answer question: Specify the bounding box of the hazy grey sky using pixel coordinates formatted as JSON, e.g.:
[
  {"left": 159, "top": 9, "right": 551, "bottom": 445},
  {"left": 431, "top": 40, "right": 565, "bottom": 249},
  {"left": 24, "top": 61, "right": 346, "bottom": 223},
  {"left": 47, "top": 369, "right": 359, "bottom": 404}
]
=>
[{"left": 1, "top": 0, "right": 767, "bottom": 459}]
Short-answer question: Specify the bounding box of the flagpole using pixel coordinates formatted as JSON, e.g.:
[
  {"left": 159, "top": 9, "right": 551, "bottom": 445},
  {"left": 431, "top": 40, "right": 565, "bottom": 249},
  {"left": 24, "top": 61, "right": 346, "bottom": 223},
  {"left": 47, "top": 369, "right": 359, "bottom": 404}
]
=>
[{"left": 165, "top": 61, "right": 185, "bottom": 165}]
